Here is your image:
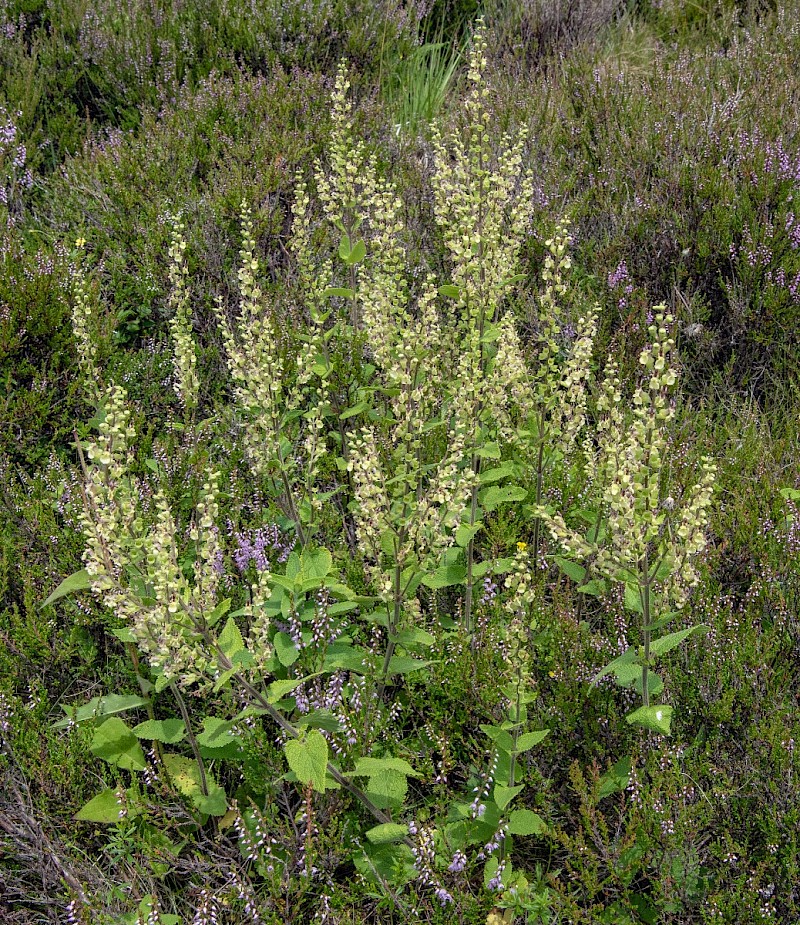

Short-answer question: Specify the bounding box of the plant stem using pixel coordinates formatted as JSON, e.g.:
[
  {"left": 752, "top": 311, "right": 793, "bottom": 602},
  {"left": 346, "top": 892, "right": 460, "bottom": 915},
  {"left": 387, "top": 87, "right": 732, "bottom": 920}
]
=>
[
  {"left": 499, "top": 673, "right": 523, "bottom": 865},
  {"left": 376, "top": 554, "right": 404, "bottom": 704},
  {"left": 464, "top": 453, "right": 482, "bottom": 640},
  {"left": 641, "top": 549, "right": 651, "bottom": 709},
  {"left": 531, "top": 410, "right": 547, "bottom": 569},
  {"left": 170, "top": 682, "right": 209, "bottom": 797},
  {"left": 226, "top": 664, "right": 408, "bottom": 836},
  {"left": 277, "top": 459, "right": 307, "bottom": 548},
  {"left": 125, "top": 642, "right": 164, "bottom": 765}
]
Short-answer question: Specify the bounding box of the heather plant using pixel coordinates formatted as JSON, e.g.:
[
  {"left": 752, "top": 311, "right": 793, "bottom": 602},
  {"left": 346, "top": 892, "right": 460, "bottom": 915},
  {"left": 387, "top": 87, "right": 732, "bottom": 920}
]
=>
[
  {"left": 43, "top": 65, "right": 333, "bottom": 350},
  {"left": 0, "top": 105, "right": 32, "bottom": 222}
]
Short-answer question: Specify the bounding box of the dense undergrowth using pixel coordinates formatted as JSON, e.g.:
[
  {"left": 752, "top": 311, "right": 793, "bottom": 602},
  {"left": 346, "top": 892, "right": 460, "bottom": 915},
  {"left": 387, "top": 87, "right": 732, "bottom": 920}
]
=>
[{"left": 2, "top": 1, "right": 800, "bottom": 923}]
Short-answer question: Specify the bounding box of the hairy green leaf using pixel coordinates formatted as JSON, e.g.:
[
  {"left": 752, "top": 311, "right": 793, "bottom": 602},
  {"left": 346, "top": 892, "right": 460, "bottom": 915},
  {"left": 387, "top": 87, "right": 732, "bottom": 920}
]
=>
[
  {"left": 132, "top": 719, "right": 186, "bottom": 744},
  {"left": 649, "top": 625, "right": 709, "bottom": 657},
  {"left": 507, "top": 809, "right": 546, "bottom": 836},
  {"left": 626, "top": 704, "right": 673, "bottom": 735},
  {"left": 41, "top": 569, "right": 92, "bottom": 609},
  {"left": 365, "top": 823, "right": 409, "bottom": 845},
  {"left": 90, "top": 717, "right": 146, "bottom": 771},
  {"left": 284, "top": 730, "right": 328, "bottom": 792}
]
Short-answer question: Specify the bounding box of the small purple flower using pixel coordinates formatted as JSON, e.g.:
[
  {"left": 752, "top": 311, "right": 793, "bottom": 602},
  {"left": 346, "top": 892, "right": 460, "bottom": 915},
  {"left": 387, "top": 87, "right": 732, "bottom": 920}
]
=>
[
  {"left": 487, "top": 860, "right": 507, "bottom": 891},
  {"left": 448, "top": 850, "right": 467, "bottom": 873},
  {"left": 233, "top": 524, "right": 294, "bottom": 573},
  {"left": 607, "top": 260, "right": 629, "bottom": 289},
  {"left": 434, "top": 887, "right": 453, "bottom": 906}
]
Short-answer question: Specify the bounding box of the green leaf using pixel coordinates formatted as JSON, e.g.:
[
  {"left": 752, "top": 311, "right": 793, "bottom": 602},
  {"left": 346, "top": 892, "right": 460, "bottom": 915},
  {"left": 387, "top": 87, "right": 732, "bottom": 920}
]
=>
[
  {"left": 480, "top": 724, "right": 515, "bottom": 752},
  {"left": 365, "top": 768, "right": 407, "bottom": 808},
  {"left": 438, "top": 284, "right": 460, "bottom": 298},
  {"left": 501, "top": 273, "right": 526, "bottom": 287},
  {"left": 274, "top": 631, "right": 299, "bottom": 666},
  {"left": 285, "top": 551, "right": 301, "bottom": 579},
  {"left": 554, "top": 557, "right": 587, "bottom": 583},
  {"left": 163, "top": 754, "right": 212, "bottom": 801},
  {"left": 578, "top": 579, "right": 607, "bottom": 597},
  {"left": 346, "top": 238, "right": 366, "bottom": 264},
  {"left": 597, "top": 756, "right": 631, "bottom": 801},
  {"left": 196, "top": 717, "right": 237, "bottom": 749},
  {"left": 472, "top": 558, "right": 504, "bottom": 578},
  {"left": 421, "top": 563, "right": 466, "bottom": 589},
  {"left": 218, "top": 617, "right": 244, "bottom": 660},
  {"left": 339, "top": 401, "right": 368, "bottom": 420},
  {"left": 386, "top": 655, "right": 430, "bottom": 676},
  {"left": 122, "top": 897, "right": 179, "bottom": 925},
  {"left": 649, "top": 625, "right": 709, "bottom": 657},
  {"left": 206, "top": 598, "right": 231, "bottom": 628},
  {"left": 480, "top": 485, "right": 528, "bottom": 513},
  {"left": 194, "top": 783, "right": 227, "bottom": 816},
  {"left": 365, "top": 823, "right": 409, "bottom": 845},
  {"left": 338, "top": 233, "right": 351, "bottom": 260},
  {"left": 132, "top": 719, "right": 186, "bottom": 744},
  {"left": 301, "top": 547, "right": 333, "bottom": 580},
  {"left": 507, "top": 809, "right": 546, "bottom": 836},
  {"left": 392, "top": 627, "right": 436, "bottom": 649},
  {"left": 298, "top": 710, "right": 341, "bottom": 733},
  {"left": 109, "top": 627, "right": 135, "bottom": 643},
  {"left": 41, "top": 569, "right": 91, "bottom": 609},
  {"left": 354, "top": 842, "right": 416, "bottom": 886},
  {"left": 323, "top": 287, "right": 355, "bottom": 299},
  {"left": 626, "top": 705, "right": 673, "bottom": 735},
  {"left": 483, "top": 856, "right": 502, "bottom": 890},
  {"left": 624, "top": 583, "right": 643, "bottom": 613},
  {"left": 75, "top": 788, "right": 142, "bottom": 823},
  {"left": 455, "top": 522, "right": 482, "bottom": 547},
  {"left": 328, "top": 601, "right": 359, "bottom": 615},
  {"left": 267, "top": 678, "right": 307, "bottom": 703},
  {"left": 322, "top": 645, "right": 371, "bottom": 673},
  {"left": 213, "top": 668, "right": 236, "bottom": 693},
  {"left": 284, "top": 730, "right": 328, "bottom": 792},
  {"left": 352, "top": 757, "right": 419, "bottom": 777},
  {"left": 494, "top": 783, "right": 524, "bottom": 811},
  {"left": 90, "top": 717, "right": 146, "bottom": 771},
  {"left": 515, "top": 729, "right": 549, "bottom": 752},
  {"left": 615, "top": 664, "right": 664, "bottom": 697},
  {"left": 479, "top": 462, "right": 516, "bottom": 484},
  {"left": 54, "top": 694, "right": 150, "bottom": 729},
  {"left": 475, "top": 442, "right": 502, "bottom": 459},
  {"left": 592, "top": 647, "right": 637, "bottom": 686}
]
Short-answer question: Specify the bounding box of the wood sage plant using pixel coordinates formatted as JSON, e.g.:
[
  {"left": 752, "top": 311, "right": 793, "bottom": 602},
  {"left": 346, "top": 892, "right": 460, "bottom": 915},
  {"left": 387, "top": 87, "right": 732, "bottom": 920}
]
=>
[
  {"left": 166, "top": 215, "right": 199, "bottom": 418},
  {"left": 428, "top": 21, "right": 536, "bottom": 636},
  {"left": 56, "top": 383, "right": 417, "bottom": 833},
  {"left": 214, "top": 201, "right": 331, "bottom": 546},
  {"left": 537, "top": 309, "right": 717, "bottom": 735},
  {"left": 428, "top": 24, "right": 598, "bottom": 637}
]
